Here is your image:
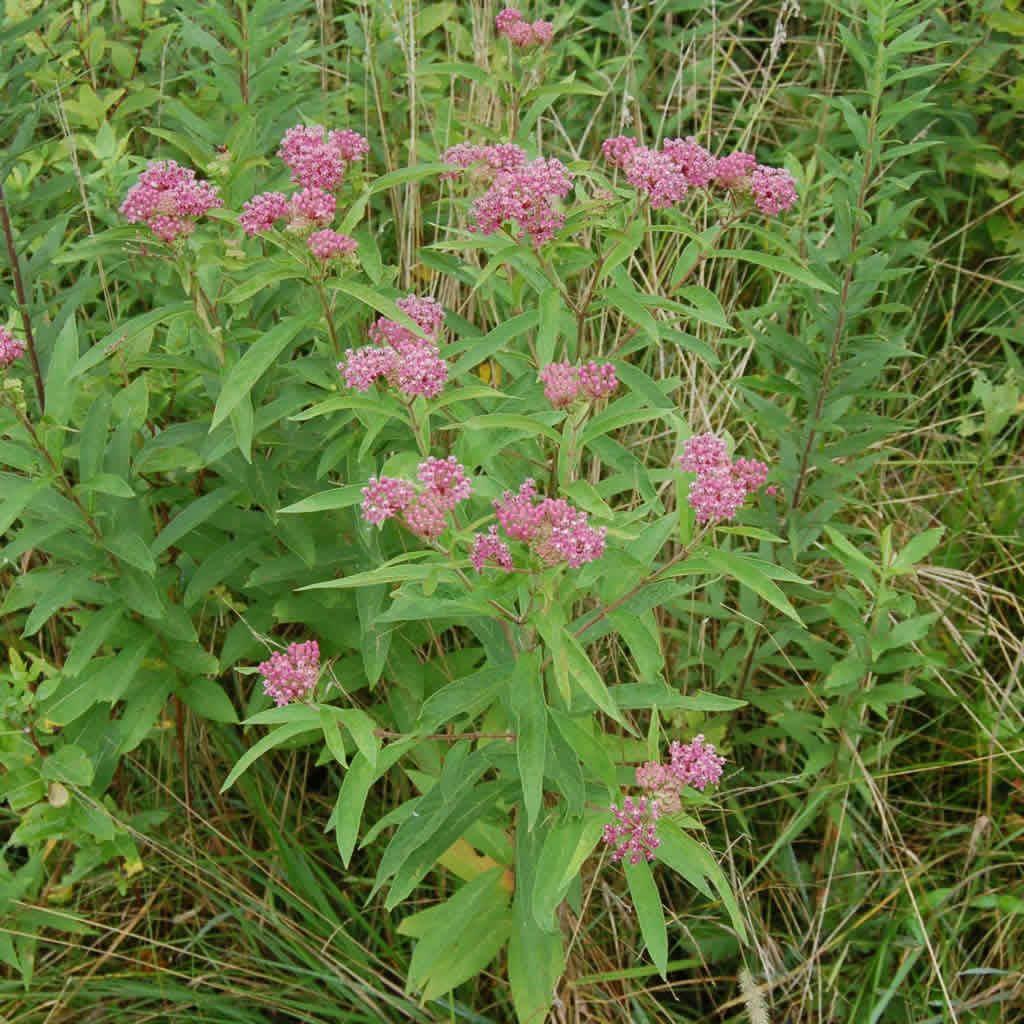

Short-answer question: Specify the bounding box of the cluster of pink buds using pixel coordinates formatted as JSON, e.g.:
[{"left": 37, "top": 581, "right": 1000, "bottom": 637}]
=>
[
  {"left": 339, "top": 294, "right": 448, "bottom": 399},
  {"left": 495, "top": 7, "right": 554, "bottom": 47},
  {"left": 441, "top": 141, "right": 572, "bottom": 248},
  {"left": 0, "top": 325, "right": 25, "bottom": 369},
  {"left": 674, "top": 433, "right": 770, "bottom": 523},
  {"left": 601, "top": 134, "right": 797, "bottom": 216},
  {"left": 258, "top": 640, "right": 320, "bottom": 707},
  {"left": 603, "top": 735, "right": 726, "bottom": 863},
  {"left": 120, "top": 159, "right": 223, "bottom": 242},
  {"left": 361, "top": 456, "right": 472, "bottom": 542},
  {"left": 239, "top": 124, "right": 366, "bottom": 261},
  {"left": 486, "top": 478, "right": 606, "bottom": 570},
  {"left": 539, "top": 361, "right": 618, "bottom": 408}
]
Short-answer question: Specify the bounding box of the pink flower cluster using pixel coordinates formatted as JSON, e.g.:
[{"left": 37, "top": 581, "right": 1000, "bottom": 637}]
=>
[
  {"left": 674, "top": 433, "right": 770, "bottom": 523},
  {"left": 495, "top": 7, "right": 553, "bottom": 47},
  {"left": 239, "top": 124, "right": 367, "bottom": 259},
  {"left": 0, "top": 325, "right": 25, "bottom": 368},
  {"left": 120, "top": 159, "right": 222, "bottom": 242},
  {"left": 470, "top": 526, "right": 514, "bottom": 573},
  {"left": 339, "top": 294, "right": 448, "bottom": 399},
  {"left": 258, "top": 640, "right": 320, "bottom": 706},
  {"left": 278, "top": 124, "right": 369, "bottom": 191},
  {"left": 361, "top": 457, "right": 472, "bottom": 542},
  {"left": 603, "top": 735, "right": 726, "bottom": 863},
  {"left": 441, "top": 142, "right": 572, "bottom": 248},
  {"left": 601, "top": 135, "right": 797, "bottom": 215},
  {"left": 539, "top": 361, "right": 618, "bottom": 408},
  {"left": 489, "top": 478, "right": 606, "bottom": 569}
]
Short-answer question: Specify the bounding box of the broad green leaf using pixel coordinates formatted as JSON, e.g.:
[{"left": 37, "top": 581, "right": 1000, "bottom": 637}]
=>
[
  {"left": 531, "top": 818, "right": 583, "bottom": 932},
  {"left": 599, "top": 286, "right": 659, "bottom": 342},
  {"left": 177, "top": 679, "right": 238, "bottom": 723},
  {"left": 508, "top": 897, "right": 564, "bottom": 1024},
  {"left": 211, "top": 320, "right": 304, "bottom": 428},
  {"left": 104, "top": 531, "right": 157, "bottom": 576},
  {"left": 279, "top": 485, "right": 364, "bottom": 514},
  {"left": 890, "top": 527, "right": 945, "bottom": 573},
  {"left": 713, "top": 249, "right": 837, "bottom": 293},
  {"left": 656, "top": 820, "right": 747, "bottom": 942},
  {"left": 563, "top": 630, "right": 626, "bottom": 725},
  {"left": 44, "top": 317, "right": 80, "bottom": 425},
  {"left": 624, "top": 858, "right": 668, "bottom": 978},
  {"left": 417, "top": 665, "right": 509, "bottom": 733},
  {"left": 701, "top": 547, "right": 802, "bottom": 624},
  {"left": 442, "top": 412, "right": 562, "bottom": 444},
  {"left": 64, "top": 604, "right": 123, "bottom": 676},
  {"left": 71, "top": 303, "right": 192, "bottom": 378},
  {"left": 220, "top": 721, "right": 318, "bottom": 792},
  {"left": 332, "top": 750, "right": 375, "bottom": 867},
  {"left": 369, "top": 161, "right": 452, "bottom": 194},
  {"left": 511, "top": 655, "right": 547, "bottom": 831},
  {"left": 549, "top": 709, "right": 617, "bottom": 795},
  {"left": 74, "top": 473, "right": 135, "bottom": 499},
  {"left": 299, "top": 558, "right": 444, "bottom": 592},
  {"left": 39, "top": 744, "right": 94, "bottom": 786},
  {"left": 151, "top": 486, "right": 236, "bottom": 555}
]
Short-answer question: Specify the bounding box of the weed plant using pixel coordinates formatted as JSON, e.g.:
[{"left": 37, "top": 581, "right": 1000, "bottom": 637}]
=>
[{"left": 1, "top": 1, "right": 1022, "bottom": 1022}]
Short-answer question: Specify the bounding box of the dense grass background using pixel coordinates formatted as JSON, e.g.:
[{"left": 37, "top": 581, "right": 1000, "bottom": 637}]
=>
[{"left": 2, "top": 0, "right": 1022, "bottom": 1021}]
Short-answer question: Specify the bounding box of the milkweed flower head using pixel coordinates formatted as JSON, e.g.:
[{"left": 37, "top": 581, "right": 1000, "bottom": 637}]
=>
[
  {"left": 120, "top": 159, "right": 222, "bottom": 242},
  {"left": 603, "top": 735, "right": 725, "bottom": 863},
  {"left": 493, "top": 479, "right": 606, "bottom": 568},
  {"left": 674, "top": 433, "right": 770, "bottom": 523},
  {"left": 750, "top": 165, "right": 799, "bottom": 215},
  {"left": 308, "top": 229, "right": 358, "bottom": 262},
  {"left": 361, "top": 459, "right": 473, "bottom": 541},
  {"left": 259, "top": 640, "right": 320, "bottom": 706},
  {"left": 470, "top": 526, "right": 514, "bottom": 574},
  {"left": 443, "top": 146, "right": 572, "bottom": 248},
  {"left": 278, "top": 124, "right": 369, "bottom": 191},
  {"left": 602, "top": 796, "right": 661, "bottom": 864},
  {"left": 0, "top": 326, "right": 25, "bottom": 369},
  {"left": 539, "top": 361, "right": 618, "bottom": 408},
  {"left": 495, "top": 8, "right": 554, "bottom": 48},
  {"left": 340, "top": 294, "right": 449, "bottom": 399}
]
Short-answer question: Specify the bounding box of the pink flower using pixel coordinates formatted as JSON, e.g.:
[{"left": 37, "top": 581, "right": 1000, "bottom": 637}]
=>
[
  {"left": 369, "top": 294, "right": 445, "bottom": 350},
  {"left": 468, "top": 156, "right": 573, "bottom": 248},
  {"left": 287, "top": 186, "right": 336, "bottom": 231},
  {"left": 391, "top": 344, "right": 448, "bottom": 399},
  {"left": 578, "top": 360, "right": 618, "bottom": 400},
  {"left": 750, "top": 165, "right": 798, "bottom": 215},
  {"left": 539, "top": 362, "right": 580, "bottom": 408},
  {"left": 493, "top": 480, "right": 606, "bottom": 568},
  {"left": 417, "top": 456, "right": 472, "bottom": 510},
  {"left": 259, "top": 640, "right": 320, "bottom": 706},
  {"left": 401, "top": 492, "right": 449, "bottom": 541},
  {"left": 339, "top": 346, "right": 394, "bottom": 391},
  {"left": 471, "top": 526, "right": 514, "bottom": 573},
  {"left": 441, "top": 142, "right": 527, "bottom": 181},
  {"left": 239, "top": 191, "right": 290, "bottom": 235},
  {"left": 0, "top": 325, "right": 25, "bottom": 368},
  {"left": 495, "top": 8, "right": 554, "bottom": 47},
  {"left": 495, "top": 7, "right": 523, "bottom": 33},
  {"left": 308, "top": 229, "right": 358, "bottom": 261},
  {"left": 713, "top": 151, "right": 757, "bottom": 188},
  {"left": 360, "top": 476, "right": 415, "bottom": 525},
  {"left": 602, "top": 796, "right": 661, "bottom": 864},
  {"left": 624, "top": 147, "right": 689, "bottom": 208},
  {"left": 674, "top": 434, "right": 770, "bottom": 523},
  {"left": 601, "top": 135, "right": 639, "bottom": 169},
  {"left": 669, "top": 734, "right": 726, "bottom": 791},
  {"left": 278, "top": 124, "right": 369, "bottom": 191},
  {"left": 531, "top": 20, "right": 554, "bottom": 44},
  {"left": 662, "top": 136, "right": 717, "bottom": 188},
  {"left": 120, "top": 160, "right": 222, "bottom": 241}
]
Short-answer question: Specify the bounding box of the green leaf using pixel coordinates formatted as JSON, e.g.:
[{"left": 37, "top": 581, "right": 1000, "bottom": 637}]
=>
[
  {"left": 74, "top": 473, "right": 135, "bottom": 499},
  {"left": 369, "top": 161, "right": 452, "bottom": 194},
  {"left": 890, "top": 527, "right": 945, "bottom": 573},
  {"left": 332, "top": 751, "right": 374, "bottom": 868},
  {"left": 701, "top": 548, "right": 803, "bottom": 624},
  {"left": 64, "top": 604, "right": 123, "bottom": 676},
  {"left": 511, "top": 656, "right": 547, "bottom": 831},
  {"left": 442, "top": 412, "right": 562, "bottom": 444},
  {"left": 624, "top": 858, "right": 668, "bottom": 978},
  {"left": 111, "top": 375, "right": 149, "bottom": 428},
  {"left": 402, "top": 868, "right": 512, "bottom": 1001},
  {"left": 674, "top": 285, "right": 731, "bottom": 330},
  {"left": 220, "top": 722, "right": 319, "bottom": 792},
  {"left": 278, "top": 485, "right": 364, "bottom": 514},
  {"left": 658, "top": 821, "right": 748, "bottom": 942},
  {"left": 417, "top": 665, "right": 509, "bottom": 733},
  {"left": 151, "top": 486, "right": 236, "bottom": 555},
  {"left": 335, "top": 708, "right": 379, "bottom": 771},
  {"left": 177, "top": 679, "right": 238, "bottom": 723},
  {"left": 104, "top": 531, "right": 157, "bottom": 576},
  {"left": 549, "top": 709, "right": 617, "bottom": 795},
  {"left": 211, "top": 320, "right": 304, "bottom": 429},
  {"left": 44, "top": 317, "right": 80, "bottom": 425},
  {"left": 71, "top": 303, "right": 192, "bottom": 378},
  {"left": 563, "top": 630, "right": 626, "bottom": 724},
  {"left": 508, "top": 897, "right": 564, "bottom": 1024},
  {"left": 531, "top": 818, "right": 583, "bottom": 932},
  {"left": 600, "top": 286, "right": 659, "bottom": 342},
  {"left": 713, "top": 249, "right": 837, "bottom": 293},
  {"left": 39, "top": 744, "right": 94, "bottom": 786}
]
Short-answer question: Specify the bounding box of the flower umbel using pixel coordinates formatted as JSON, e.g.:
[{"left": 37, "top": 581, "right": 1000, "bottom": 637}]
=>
[
  {"left": 602, "top": 796, "right": 661, "bottom": 864},
  {"left": 120, "top": 160, "right": 222, "bottom": 242},
  {"left": 259, "top": 640, "right": 320, "bottom": 707},
  {"left": 674, "top": 433, "right": 770, "bottom": 523},
  {"left": 0, "top": 326, "right": 25, "bottom": 369}
]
